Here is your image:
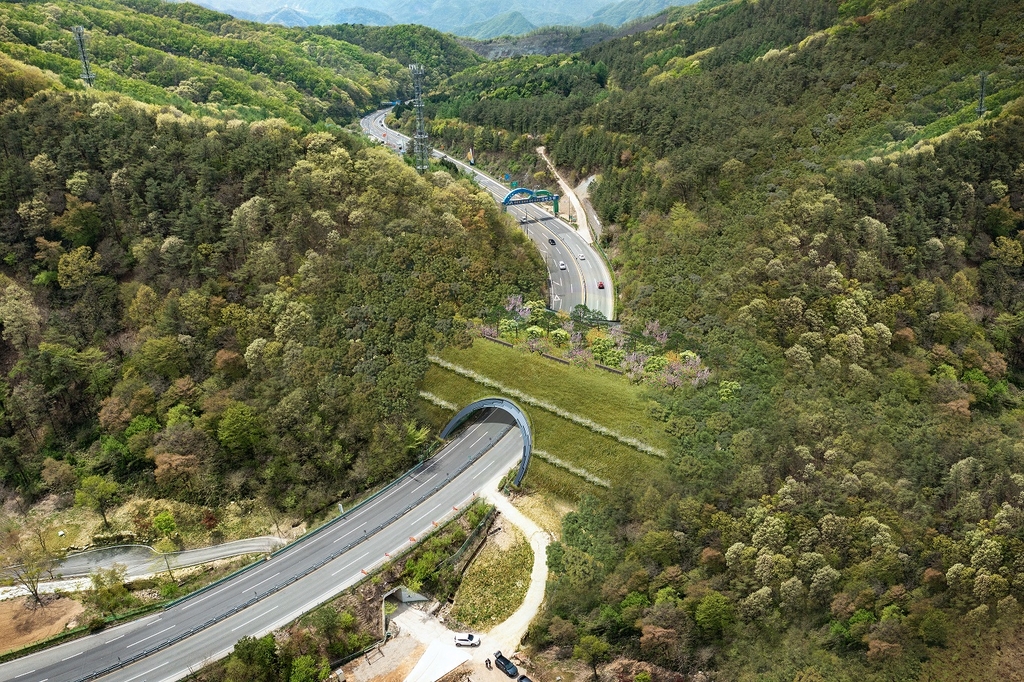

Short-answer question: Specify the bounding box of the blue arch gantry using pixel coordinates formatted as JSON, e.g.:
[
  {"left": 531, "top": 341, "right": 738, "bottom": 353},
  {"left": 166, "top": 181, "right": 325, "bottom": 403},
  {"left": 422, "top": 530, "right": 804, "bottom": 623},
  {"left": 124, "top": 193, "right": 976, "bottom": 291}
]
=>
[
  {"left": 500, "top": 188, "right": 559, "bottom": 214},
  {"left": 439, "top": 397, "right": 532, "bottom": 486}
]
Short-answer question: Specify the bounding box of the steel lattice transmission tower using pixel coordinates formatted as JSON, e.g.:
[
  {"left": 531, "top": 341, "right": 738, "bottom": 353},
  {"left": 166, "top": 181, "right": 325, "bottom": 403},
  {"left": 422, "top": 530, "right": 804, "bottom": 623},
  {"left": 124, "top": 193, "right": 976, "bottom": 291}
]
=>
[
  {"left": 410, "top": 64, "right": 430, "bottom": 173},
  {"left": 977, "top": 71, "right": 988, "bottom": 118},
  {"left": 72, "top": 26, "right": 96, "bottom": 88}
]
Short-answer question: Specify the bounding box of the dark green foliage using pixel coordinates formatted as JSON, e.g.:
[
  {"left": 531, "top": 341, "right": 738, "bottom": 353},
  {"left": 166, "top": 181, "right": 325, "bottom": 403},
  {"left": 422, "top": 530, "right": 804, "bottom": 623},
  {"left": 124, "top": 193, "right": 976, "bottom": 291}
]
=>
[
  {"left": 0, "top": 62, "right": 545, "bottom": 516},
  {"left": 434, "top": 0, "right": 1024, "bottom": 676}
]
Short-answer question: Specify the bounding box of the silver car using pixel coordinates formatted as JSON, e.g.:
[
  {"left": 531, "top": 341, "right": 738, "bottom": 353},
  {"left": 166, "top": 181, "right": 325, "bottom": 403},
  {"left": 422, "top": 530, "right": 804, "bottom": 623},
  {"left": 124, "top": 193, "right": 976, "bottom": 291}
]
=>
[{"left": 454, "top": 632, "right": 481, "bottom": 647}]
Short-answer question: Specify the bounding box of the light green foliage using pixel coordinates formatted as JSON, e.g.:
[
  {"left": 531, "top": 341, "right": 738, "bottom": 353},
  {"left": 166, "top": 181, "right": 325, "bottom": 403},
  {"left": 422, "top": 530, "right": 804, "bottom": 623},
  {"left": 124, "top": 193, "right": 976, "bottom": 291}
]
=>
[
  {"left": 86, "top": 563, "right": 137, "bottom": 616},
  {"left": 695, "top": 592, "right": 735, "bottom": 636},
  {"left": 57, "top": 246, "right": 101, "bottom": 289},
  {"left": 0, "top": 0, "right": 411, "bottom": 125},
  {"left": 573, "top": 634, "right": 611, "bottom": 674},
  {"left": 75, "top": 476, "right": 119, "bottom": 527},
  {"left": 288, "top": 655, "right": 328, "bottom": 682},
  {"left": 152, "top": 511, "right": 176, "bottom": 538},
  {"left": 217, "top": 403, "right": 263, "bottom": 457}
]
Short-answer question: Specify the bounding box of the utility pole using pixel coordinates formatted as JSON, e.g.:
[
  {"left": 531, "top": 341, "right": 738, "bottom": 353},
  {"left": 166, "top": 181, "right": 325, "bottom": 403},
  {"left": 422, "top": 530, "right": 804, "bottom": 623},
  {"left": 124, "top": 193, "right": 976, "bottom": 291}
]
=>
[
  {"left": 410, "top": 64, "right": 430, "bottom": 173},
  {"left": 977, "top": 71, "right": 987, "bottom": 118},
  {"left": 72, "top": 26, "right": 96, "bottom": 88}
]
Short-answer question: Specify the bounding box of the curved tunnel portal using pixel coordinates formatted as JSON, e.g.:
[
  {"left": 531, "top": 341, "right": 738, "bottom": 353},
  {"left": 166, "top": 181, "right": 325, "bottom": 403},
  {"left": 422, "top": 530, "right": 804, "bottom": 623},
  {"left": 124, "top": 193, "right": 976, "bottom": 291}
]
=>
[{"left": 439, "top": 398, "right": 532, "bottom": 485}]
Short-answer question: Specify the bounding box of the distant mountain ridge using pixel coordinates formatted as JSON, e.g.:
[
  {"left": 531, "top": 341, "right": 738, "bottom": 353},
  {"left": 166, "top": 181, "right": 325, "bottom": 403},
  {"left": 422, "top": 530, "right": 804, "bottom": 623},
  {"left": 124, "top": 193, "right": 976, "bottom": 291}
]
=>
[
  {"left": 185, "top": 0, "right": 692, "bottom": 37},
  {"left": 457, "top": 11, "right": 539, "bottom": 40}
]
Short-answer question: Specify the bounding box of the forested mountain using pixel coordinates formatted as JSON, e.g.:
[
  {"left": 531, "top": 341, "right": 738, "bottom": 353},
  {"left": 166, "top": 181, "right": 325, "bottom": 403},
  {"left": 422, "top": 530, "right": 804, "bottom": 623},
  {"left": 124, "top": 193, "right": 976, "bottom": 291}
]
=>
[
  {"left": 0, "top": 53, "right": 544, "bottom": 522},
  {"left": 189, "top": 0, "right": 691, "bottom": 37},
  {"left": 0, "top": 0, "right": 410, "bottom": 124},
  {"left": 429, "top": 0, "right": 1024, "bottom": 677},
  {"left": 457, "top": 12, "right": 539, "bottom": 41},
  {"left": 308, "top": 23, "right": 483, "bottom": 85}
]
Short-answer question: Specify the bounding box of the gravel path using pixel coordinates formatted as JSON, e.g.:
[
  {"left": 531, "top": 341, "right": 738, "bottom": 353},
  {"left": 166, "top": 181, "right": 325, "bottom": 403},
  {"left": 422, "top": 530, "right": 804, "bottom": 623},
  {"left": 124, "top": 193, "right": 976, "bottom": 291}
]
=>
[{"left": 536, "top": 146, "right": 594, "bottom": 245}]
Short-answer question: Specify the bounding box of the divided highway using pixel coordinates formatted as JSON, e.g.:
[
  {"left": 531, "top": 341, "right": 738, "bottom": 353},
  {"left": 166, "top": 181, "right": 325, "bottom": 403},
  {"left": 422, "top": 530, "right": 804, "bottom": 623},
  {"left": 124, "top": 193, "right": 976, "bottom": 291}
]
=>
[
  {"left": 0, "top": 411, "right": 525, "bottom": 682},
  {"left": 360, "top": 109, "right": 615, "bottom": 321}
]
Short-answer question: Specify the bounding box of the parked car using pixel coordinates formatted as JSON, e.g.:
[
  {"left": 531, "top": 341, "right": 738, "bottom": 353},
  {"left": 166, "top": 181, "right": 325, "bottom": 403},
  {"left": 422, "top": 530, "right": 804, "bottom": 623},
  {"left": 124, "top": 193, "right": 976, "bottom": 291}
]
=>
[
  {"left": 548, "top": 238, "right": 556, "bottom": 245},
  {"left": 454, "top": 633, "right": 481, "bottom": 647},
  {"left": 518, "top": 675, "right": 533, "bottom": 682},
  {"left": 493, "top": 652, "right": 518, "bottom": 678},
  {"left": 597, "top": 281, "right": 605, "bottom": 289},
  {"left": 558, "top": 261, "right": 567, "bottom": 270}
]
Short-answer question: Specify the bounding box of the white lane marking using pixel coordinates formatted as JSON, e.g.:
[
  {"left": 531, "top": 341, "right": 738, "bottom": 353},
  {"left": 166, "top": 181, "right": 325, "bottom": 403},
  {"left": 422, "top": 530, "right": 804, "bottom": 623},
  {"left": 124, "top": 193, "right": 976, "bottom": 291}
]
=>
[
  {"left": 240, "top": 558, "right": 279, "bottom": 579},
  {"left": 123, "top": 662, "right": 168, "bottom": 682},
  {"left": 180, "top": 589, "right": 218, "bottom": 611},
  {"left": 331, "top": 551, "right": 371, "bottom": 577},
  {"left": 126, "top": 625, "right": 175, "bottom": 648},
  {"left": 231, "top": 605, "right": 280, "bottom": 632},
  {"left": 105, "top": 634, "right": 125, "bottom": 643},
  {"left": 14, "top": 670, "right": 36, "bottom": 678},
  {"left": 472, "top": 463, "right": 492, "bottom": 480},
  {"left": 414, "top": 501, "right": 445, "bottom": 524},
  {"left": 333, "top": 522, "right": 367, "bottom": 543},
  {"left": 411, "top": 473, "right": 437, "bottom": 494},
  {"left": 250, "top": 572, "right": 279, "bottom": 590},
  {"left": 61, "top": 652, "right": 82, "bottom": 662}
]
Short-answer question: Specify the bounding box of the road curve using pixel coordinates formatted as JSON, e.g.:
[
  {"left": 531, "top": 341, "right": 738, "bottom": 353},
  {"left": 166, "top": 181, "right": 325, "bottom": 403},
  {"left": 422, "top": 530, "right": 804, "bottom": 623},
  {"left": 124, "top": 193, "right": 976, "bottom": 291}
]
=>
[
  {"left": 0, "top": 410, "right": 525, "bottom": 682},
  {"left": 360, "top": 109, "right": 615, "bottom": 321}
]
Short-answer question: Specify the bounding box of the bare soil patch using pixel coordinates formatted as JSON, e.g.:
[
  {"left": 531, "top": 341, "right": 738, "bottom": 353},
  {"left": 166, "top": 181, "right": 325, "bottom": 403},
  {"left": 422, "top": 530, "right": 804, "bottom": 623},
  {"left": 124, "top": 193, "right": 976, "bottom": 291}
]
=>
[{"left": 0, "top": 596, "right": 85, "bottom": 655}]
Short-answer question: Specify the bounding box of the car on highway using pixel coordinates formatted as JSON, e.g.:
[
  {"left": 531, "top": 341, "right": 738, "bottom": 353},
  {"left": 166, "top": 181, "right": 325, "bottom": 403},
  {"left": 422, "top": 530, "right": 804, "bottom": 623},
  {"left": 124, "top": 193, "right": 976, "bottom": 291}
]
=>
[
  {"left": 548, "top": 238, "right": 556, "bottom": 245},
  {"left": 519, "top": 216, "right": 527, "bottom": 223},
  {"left": 454, "top": 633, "right": 481, "bottom": 647},
  {"left": 558, "top": 261, "right": 567, "bottom": 270},
  {"left": 494, "top": 651, "right": 518, "bottom": 678},
  {"left": 598, "top": 281, "right": 605, "bottom": 289},
  {"left": 578, "top": 253, "right": 586, "bottom": 260}
]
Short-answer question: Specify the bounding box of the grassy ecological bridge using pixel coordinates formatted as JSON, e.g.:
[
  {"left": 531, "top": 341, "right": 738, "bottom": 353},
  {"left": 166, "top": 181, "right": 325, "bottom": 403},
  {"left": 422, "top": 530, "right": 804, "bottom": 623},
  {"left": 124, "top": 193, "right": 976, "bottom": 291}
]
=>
[{"left": 420, "top": 339, "right": 674, "bottom": 500}]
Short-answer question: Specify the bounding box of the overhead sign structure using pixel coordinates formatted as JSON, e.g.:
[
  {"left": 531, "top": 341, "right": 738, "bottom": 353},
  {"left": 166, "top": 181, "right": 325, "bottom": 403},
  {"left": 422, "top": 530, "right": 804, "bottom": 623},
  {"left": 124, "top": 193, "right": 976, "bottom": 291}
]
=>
[{"left": 501, "top": 188, "right": 559, "bottom": 214}]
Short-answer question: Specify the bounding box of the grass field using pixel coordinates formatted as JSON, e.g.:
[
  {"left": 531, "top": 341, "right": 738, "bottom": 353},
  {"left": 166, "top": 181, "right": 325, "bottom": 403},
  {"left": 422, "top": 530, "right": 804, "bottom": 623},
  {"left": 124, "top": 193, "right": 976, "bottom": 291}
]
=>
[
  {"left": 449, "top": 524, "right": 533, "bottom": 630},
  {"left": 420, "top": 362, "right": 671, "bottom": 500},
  {"left": 437, "top": 340, "right": 673, "bottom": 453}
]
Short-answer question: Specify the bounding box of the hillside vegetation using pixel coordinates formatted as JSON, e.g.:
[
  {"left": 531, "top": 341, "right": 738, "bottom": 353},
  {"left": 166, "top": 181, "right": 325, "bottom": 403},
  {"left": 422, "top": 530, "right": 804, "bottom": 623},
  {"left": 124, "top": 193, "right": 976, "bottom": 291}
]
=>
[
  {"left": 308, "top": 23, "right": 484, "bottom": 85},
  {"left": 0, "top": 51, "right": 544, "bottom": 541},
  {"left": 429, "top": 0, "right": 1024, "bottom": 678},
  {"left": 0, "top": 0, "right": 410, "bottom": 124}
]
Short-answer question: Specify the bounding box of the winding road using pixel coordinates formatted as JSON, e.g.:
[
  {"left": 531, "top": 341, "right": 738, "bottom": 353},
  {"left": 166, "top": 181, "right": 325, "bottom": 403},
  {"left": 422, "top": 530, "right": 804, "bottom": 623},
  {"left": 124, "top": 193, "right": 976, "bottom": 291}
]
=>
[
  {"left": 0, "top": 410, "right": 525, "bottom": 682},
  {"left": 360, "top": 109, "right": 615, "bottom": 321}
]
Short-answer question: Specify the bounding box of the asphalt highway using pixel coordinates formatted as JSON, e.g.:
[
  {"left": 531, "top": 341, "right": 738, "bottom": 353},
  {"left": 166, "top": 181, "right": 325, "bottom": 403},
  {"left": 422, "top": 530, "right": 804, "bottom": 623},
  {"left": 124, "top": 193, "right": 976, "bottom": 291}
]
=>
[
  {"left": 359, "top": 109, "right": 615, "bottom": 320},
  {"left": 0, "top": 410, "right": 525, "bottom": 682},
  {"left": 50, "top": 537, "right": 286, "bottom": 581}
]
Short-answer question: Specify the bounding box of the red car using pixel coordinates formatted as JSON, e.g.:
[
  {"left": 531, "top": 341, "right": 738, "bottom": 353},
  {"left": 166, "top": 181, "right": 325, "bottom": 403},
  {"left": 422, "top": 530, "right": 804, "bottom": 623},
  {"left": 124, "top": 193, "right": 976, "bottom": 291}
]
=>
[{"left": 597, "top": 281, "right": 605, "bottom": 289}]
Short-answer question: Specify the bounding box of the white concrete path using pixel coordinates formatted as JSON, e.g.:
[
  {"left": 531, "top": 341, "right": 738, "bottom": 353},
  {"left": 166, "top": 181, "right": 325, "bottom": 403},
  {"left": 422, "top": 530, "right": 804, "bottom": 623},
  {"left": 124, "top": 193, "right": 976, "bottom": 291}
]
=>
[
  {"left": 536, "top": 146, "right": 594, "bottom": 245},
  {"left": 345, "top": 471, "right": 552, "bottom": 682},
  {"left": 476, "top": 473, "right": 552, "bottom": 658}
]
